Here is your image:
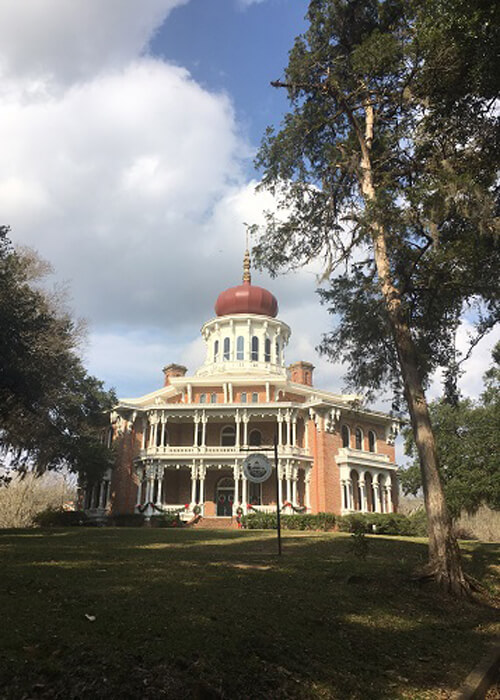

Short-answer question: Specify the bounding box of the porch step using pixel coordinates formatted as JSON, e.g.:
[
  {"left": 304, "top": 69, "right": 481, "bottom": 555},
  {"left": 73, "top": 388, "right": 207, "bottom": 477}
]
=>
[{"left": 192, "top": 517, "right": 239, "bottom": 529}]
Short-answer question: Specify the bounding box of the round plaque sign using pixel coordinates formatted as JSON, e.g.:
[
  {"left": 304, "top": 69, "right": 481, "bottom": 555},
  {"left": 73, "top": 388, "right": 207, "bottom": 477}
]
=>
[{"left": 242, "top": 453, "right": 272, "bottom": 483}]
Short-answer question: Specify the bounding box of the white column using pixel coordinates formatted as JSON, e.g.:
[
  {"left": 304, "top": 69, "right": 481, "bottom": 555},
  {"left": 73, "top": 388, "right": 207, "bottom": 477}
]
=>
[
  {"left": 149, "top": 422, "right": 154, "bottom": 448},
  {"left": 235, "top": 413, "right": 241, "bottom": 448},
  {"left": 265, "top": 382, "right": 270, "bottom": 402},
  {"left": 286, "top": 463, "right": 292, "bottom": 503},
  {"left": 386, "top": 486, "right": 393, "bottom": 513},
  {"left": 136, "top": 474, "right": 143, "bottom": 508},
  {"left": 98, "top": 481, "right": 106, "bottom": 508},
  {"left": 199, "top": 465, "right": 206, "bottom": 507},
  {"left": 156, "top": 471, "right": 163, "bottom": 505},
  {"left": 242, "top": 474, "right": 248, "bottom": 509},
  {"left": 153, "top": 421, "right": 158, "bottom": 448},
  {"left": 359, "top": 476, "right": 367, "bottom": 513},
  {"left": 223, "top": 383, "right": 228, "bottom": 403},
  {"left": 305, "top": 467, "right": 311, "bottom": 510},
  {"left": 160, "top": 420, "right": 166, "bottom": 449},
  {"left": 233, "top": 463, "right": 240, "bottom": 505},
  {"left": 348, "top": 480, "right": 354, "bottom": 511},
  {"left": 341, "top": 481, "right": 347, "bottom": 510},
  {"left": 292, "top": 467, "right": 298, "bottom": 506},
  {"left": 142, "top": 420, "right": 147, "bottom": 449},
  {"left": 190, "top": 463, "right": 197, "bottom": 505},
  {"left": 201, "top": 412, "right": 207, "bottom": 447},
  {"left": 292, "top": 417, "right": 297, "bottom": 447},
  {"left": 373, "top": 483, "right": 380, "bottom": 513},
  {"left": 228, "top": 383, "right": 233, "bottom": 403},
  {"left": 243, "top": 412, "right": 248, "bottom": 447},
  {"left": 193, "top": 415, "right": 199, "bottom": 447},
  {"left": 187, "top": 384, "right": 192, "bottom": 403},
  {"left": 277, "top": 463, "right": 283, "bottom": 507},
  {"left": 286, "top": 412, "right": 291, "bottom": 446}
]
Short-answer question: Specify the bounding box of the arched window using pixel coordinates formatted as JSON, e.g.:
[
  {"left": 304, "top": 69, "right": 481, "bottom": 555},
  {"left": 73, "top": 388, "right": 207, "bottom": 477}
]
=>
[
  {"left": 368, "top": 430, "right": 376, "bottom": 453},
  {"left": 251, "top": 392, "right": 258, "bottom": 403},
  {"left": 355, "top": 427, "right": 363, "bottom": 450},
  {"left": 200, "top": 393, "right": 206, "bottom": 404},
  {"left": 210, "top": 393, "right": 217, "bottom": 404},
  {"left": 249, "top": 429, "right": 262, "bottom": 446},
  {"left": 341, "top": 425, "right": 350, "bottom": 448},
  {"left": 251, "top": 336, "right": 259, "bottom": 361},
  {"left": 156, "top": 425, "right": 162, "bottom": 447},
  {"left": 236, "top": 336, "right": 244, "bottom": 360},
  {"left": 221, "top": 425, "right": 236, "bottom": 446},
  {"left": 264, "top": 337, "right": 271, "bottom": 362},
  {"left": 223, "top": 337, "right": 230, "bottom": 361},
  {"left": 275, "top": 339, "right": 280, "bottom": 363},
  {"left": 214, "top": 339, "right": 219, "bottom": 362},
  {"left": 240, "top": 392, "right": 247, "bottom": 403}
]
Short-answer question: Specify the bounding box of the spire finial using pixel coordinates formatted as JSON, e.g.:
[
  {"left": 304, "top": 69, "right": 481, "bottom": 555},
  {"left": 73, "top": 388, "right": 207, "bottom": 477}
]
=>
[{"left": 243, "top": 224, "right": 251, "bottom": 283}]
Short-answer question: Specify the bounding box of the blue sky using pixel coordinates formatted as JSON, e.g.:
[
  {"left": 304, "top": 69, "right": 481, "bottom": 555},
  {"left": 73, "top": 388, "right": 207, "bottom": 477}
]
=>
[
  {"left": 0, "top": 0, "right": 497, "bottom": 446},
  {"left": 151, "top": 0, "right": 307, "bottom": 150}
]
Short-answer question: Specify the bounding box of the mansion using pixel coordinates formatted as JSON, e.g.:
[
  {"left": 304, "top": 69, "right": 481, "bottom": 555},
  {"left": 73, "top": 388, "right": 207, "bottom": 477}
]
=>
[{"left": 83, "top": 252, "right": 399, "bottom": 520}]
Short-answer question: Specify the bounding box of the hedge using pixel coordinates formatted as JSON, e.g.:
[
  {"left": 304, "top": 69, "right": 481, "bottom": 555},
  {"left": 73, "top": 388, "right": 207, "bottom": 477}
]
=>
[
  {"left": 336, "top": 511, "right": 427, "bottom": 537},
  {"left": 241, "top": 512, "right": 336, "bottom": 531},
  {"left": 34, "top": 508, "right": 88, "bottom": 527}
]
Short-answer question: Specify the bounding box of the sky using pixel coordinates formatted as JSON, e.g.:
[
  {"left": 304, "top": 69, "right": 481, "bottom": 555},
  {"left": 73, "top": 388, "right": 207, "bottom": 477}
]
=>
[{"left": 1, "top": 0, "right": 498, "bottom": 457}]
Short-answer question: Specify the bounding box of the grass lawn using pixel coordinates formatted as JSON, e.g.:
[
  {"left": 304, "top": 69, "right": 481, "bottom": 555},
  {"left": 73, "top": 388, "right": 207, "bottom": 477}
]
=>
[{"left": 0, "top": 529, "right": 498, "bottom": 699}]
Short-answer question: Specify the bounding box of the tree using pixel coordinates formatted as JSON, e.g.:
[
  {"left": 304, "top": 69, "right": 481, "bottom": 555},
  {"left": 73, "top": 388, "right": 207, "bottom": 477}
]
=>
[
  {"left": 402, "top": 345, "right": 500, "bottom": 518},
  {"left": 253, "top": 0, "right": 499, "bottom": 595},
  {"left": 0, "top": 226, "right": 116, "bottom": 480}
]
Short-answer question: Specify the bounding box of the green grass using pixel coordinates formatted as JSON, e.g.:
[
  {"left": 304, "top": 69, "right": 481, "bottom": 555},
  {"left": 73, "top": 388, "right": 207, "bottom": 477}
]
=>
[{"left": 0, "top": 529, "right": 498, "bottom": 699}]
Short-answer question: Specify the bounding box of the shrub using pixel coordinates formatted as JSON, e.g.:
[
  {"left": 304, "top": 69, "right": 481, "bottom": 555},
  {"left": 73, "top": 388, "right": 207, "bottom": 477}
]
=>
[
  {"left": 241, "top": 512, "right": 335, "bottom": 531},
  {"left": 337, "top": 511, "right": 428, "bottom": 536},
  {"left": 109, "top": 513, "right": 145, "bottom": 527},
  {"left": 34, "top": 508, "right": 87, "bottom": 527},
  {"left": 150, "top": 513, "right": 182, "bottom": 528}
]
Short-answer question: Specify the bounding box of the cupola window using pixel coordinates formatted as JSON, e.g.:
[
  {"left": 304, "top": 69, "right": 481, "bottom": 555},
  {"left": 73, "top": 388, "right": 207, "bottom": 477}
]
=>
[
  {"left": 223, "top": 337, "right": 230, "bottom": 361},
  {"left": 275, "top": 339, "right": 280, "bottom": 363},
  {"left": 214, "top": 340, "right": 219, "bottom": 362},
  {"left": 251, "top": 336, "right": 259, "bottom": 361},
  {"left": 264, "top": 337, "right": 271, "bottom": 362},
  {"left": 236, "top": 336, "right": 244, "bottom": 360}
]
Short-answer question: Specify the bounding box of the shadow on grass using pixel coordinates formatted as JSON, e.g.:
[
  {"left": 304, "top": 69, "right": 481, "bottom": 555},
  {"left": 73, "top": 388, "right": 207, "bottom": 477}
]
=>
[{"left": 0, "top": 528, "right": 498, "bottom": 699}]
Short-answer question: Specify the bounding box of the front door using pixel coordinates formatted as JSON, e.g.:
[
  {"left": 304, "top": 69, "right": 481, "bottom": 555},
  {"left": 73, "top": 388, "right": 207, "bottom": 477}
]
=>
[{"left": 216, "top": 478, "right": 234, "bottom": 516}]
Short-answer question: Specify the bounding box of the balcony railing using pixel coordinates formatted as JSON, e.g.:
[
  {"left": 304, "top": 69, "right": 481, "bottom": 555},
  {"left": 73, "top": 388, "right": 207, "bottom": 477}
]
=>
[{"left": 138, "top": 444, "right": 310, "bottom": 459}]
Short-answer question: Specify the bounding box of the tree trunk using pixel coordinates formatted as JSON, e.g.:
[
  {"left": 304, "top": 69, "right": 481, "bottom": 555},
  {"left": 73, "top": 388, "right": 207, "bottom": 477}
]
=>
[{"left": 357, "top": 101, "right": 470, "bottom": 596}]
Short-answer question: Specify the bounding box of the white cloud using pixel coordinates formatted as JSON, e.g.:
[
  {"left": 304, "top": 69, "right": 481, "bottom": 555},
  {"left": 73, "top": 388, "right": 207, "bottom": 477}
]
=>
[{"left": 0, "top": 0, "right": 188, "bottom": 90}]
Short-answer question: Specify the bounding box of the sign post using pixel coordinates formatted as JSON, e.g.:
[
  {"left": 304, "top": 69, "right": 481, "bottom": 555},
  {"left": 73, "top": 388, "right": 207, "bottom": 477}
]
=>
[
  {"left": 274, "top": 429, "right": 282, "bottom": 556},
  {"left": 242, "top": 444, "right": 282, "bottom": 556}
]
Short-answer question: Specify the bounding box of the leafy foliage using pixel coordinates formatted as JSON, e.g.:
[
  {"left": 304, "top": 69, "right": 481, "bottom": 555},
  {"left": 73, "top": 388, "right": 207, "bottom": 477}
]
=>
[
  {"left": 401, "top": 345, "right": 500, "bottom": 518},
  {"left": 253, "top": 0, "right": 500, "bottom": 401},
  {"left": 241, "top": 511, "right": 336, "bottom": 530},
  {"left": 0, "top": 226, "right": 116, "bottom": 478}
]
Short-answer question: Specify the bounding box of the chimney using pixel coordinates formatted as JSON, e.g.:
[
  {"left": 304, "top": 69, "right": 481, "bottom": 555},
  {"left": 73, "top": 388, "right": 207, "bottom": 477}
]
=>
[
  {"left": 288, "top": 361, "right": 314, "bottom": 387},
  {"left": 162, "top": 363, "right": 187, "bottom": 387}
]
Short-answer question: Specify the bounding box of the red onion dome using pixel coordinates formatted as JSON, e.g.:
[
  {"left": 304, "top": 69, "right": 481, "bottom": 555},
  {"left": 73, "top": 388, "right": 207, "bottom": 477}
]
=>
[
  {"left": 214, "top": 248, "right": 278, "bottom": 318},
  {"left": 215, "top": 280, "right": 278, "bottom": 317}
]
